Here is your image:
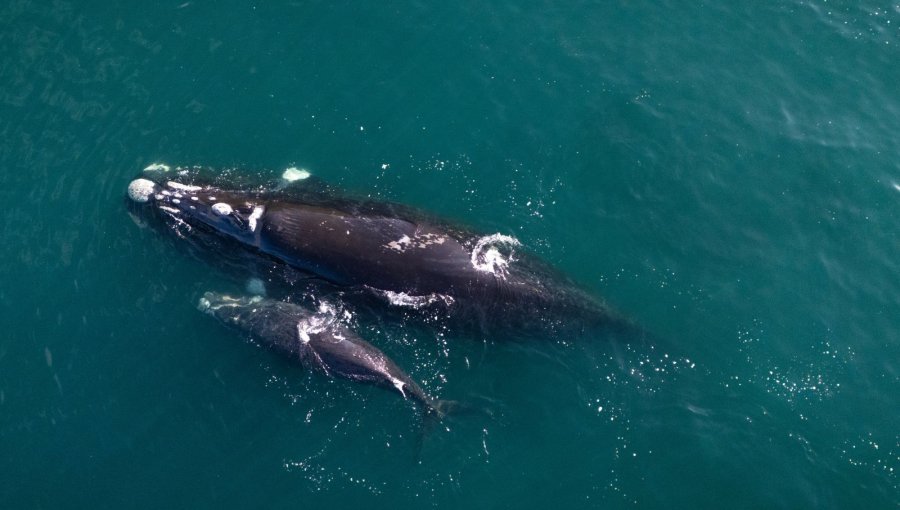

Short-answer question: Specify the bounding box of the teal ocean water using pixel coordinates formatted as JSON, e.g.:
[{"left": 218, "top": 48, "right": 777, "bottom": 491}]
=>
[{"left": 1, "top": 1, "right": 898, "bottom": 508}]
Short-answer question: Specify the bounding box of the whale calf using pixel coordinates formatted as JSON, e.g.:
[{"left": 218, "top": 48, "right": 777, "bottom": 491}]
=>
[{"left": 198, "top": 291, "right": 453, "bottom": 414}]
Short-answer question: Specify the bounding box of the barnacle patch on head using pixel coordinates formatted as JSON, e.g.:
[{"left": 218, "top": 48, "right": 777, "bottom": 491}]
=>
[
  {"left": 127, "top": 179, "right": 157, "bottom": 203},
  {"left": 211, "top": 203, "right": 233, "bottom": 216},
  {"left": 282, "top": 167, "right": 311, "bottom": 181}
]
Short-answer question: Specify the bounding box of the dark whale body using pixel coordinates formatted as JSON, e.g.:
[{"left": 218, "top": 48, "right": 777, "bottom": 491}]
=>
[
  {"left": 127, "top": 167, "right": 632, "bottom": 336},
  {"left": 198, "top": 292, "right": 451, "bottom": 413}
]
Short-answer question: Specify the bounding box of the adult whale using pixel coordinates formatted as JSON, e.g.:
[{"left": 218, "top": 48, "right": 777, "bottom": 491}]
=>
[
  {"left": 198, "top": 291, "right": 454, "bottom": 414},
  {"left": 127, "top": 166, "right": 632, "bottom": 335}
]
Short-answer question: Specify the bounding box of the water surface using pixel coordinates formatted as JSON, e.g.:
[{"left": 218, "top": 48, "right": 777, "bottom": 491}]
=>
[{"left": 1, "top": 1, "right": 898, "bottom": 508}]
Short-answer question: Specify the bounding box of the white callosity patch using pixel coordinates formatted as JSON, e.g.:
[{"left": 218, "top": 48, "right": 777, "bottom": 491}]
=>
[
  {"left": 211, "top": 203, "right": 233, "bottom": 216},
  {"left": 127, "top": 179, "right": 157, "bottom": 203},
  {"left": 384, "top": 232, "right": 447, "bottom": 253},
  {"left": 471, "top": 233, "right": 521, "bottom": 277},
  {"left": 282, "top": 167, "right": 311, "bottom": 181},
  {"left": 248, "top": 206, "right": 265, "bottom": 232},
  {"left": 166, "top": 181, "right": 202, "bottom": 192},
  {"left": 143, "top": 163, "right": 171, "bottom": 173}
]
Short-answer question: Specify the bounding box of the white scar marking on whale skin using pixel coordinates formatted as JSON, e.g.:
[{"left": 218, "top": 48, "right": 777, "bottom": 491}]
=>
[
  {"left": 166, "top": 181, "right": 202, "bottom": 192},
  {"left": 385, "top": 233, "right": 447, "bottom": 252},
  {"left": 385, "top": 235, "right": 412, "bottom": 252},
  {"left": 414, "top": 233, "right": 446, "bottom": 248},
  {"left": 248, "top": 206, "right": 265, "bottom": 232}
]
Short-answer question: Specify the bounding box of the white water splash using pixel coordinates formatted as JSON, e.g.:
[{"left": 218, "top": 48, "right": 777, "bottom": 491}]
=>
[
  {"left": 296, "top": 301, "right": 341, "bottom": 344},
  {"left": 297, "top": 314, "right": 328, "bottom": 344},
  {"left": 378, "top": 289, "right": 455, "bottom": 309},
  {"left": 470, "top": 233, "right": 521, "bottom": 277}
]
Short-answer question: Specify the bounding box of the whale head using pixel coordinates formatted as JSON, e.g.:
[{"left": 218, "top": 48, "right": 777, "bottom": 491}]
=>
[{"left": 126, "top": 174, "right": 266, "bottom": 247}]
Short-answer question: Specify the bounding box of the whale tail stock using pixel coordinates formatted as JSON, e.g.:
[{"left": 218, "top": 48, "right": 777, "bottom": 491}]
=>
[
  {"left": 425, "top": 397, "right": 466, "bottom": 421},
  {"left": 412, "top": 398, "right": 467, "bottom": 462}
]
